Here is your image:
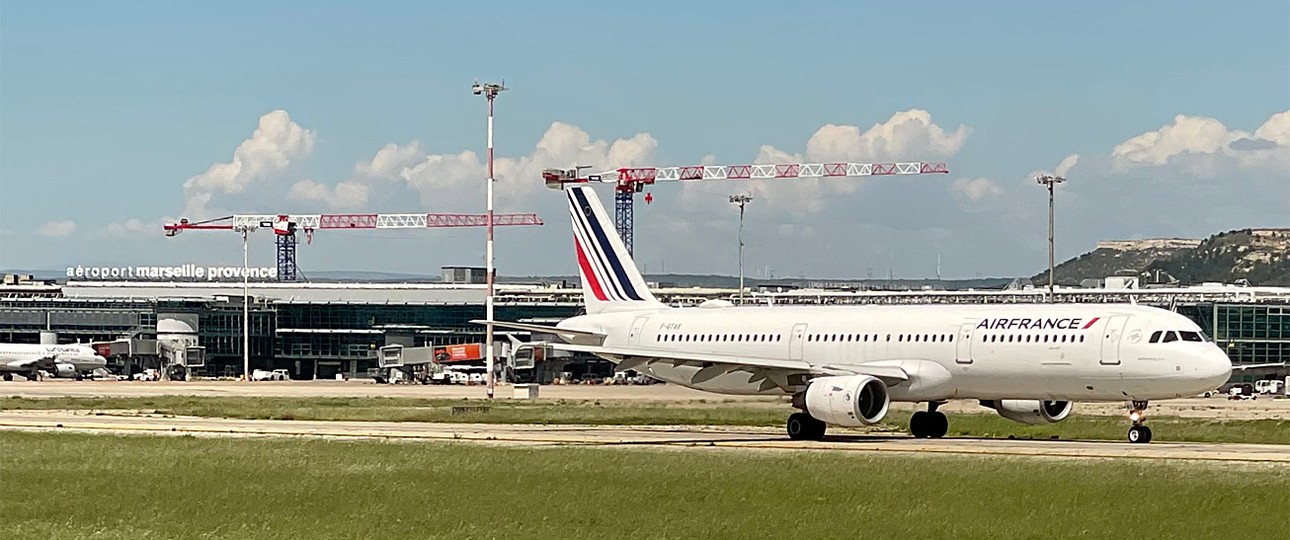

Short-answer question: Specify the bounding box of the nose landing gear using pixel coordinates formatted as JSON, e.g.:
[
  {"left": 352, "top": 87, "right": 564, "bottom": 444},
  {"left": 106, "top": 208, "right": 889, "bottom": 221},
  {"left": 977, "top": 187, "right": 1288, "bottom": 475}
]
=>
[{"left": 1127, "top": 400, "right": 1152, "bottom": 444}]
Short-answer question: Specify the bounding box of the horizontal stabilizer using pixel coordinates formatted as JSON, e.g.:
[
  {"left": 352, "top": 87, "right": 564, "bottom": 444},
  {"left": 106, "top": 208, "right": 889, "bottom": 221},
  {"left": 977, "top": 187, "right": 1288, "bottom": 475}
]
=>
[{"left": 469, "top": 320, "right": 604, "bottom": 339}]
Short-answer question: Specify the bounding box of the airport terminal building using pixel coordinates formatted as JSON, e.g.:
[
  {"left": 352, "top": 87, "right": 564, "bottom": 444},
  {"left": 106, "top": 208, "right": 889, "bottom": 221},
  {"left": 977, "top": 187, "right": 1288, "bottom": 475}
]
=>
[
  {"left": 1, "top": 276, "right": 1287, "bottom": 382},
  {"left": 0, "top": 279, "right": 585, "bottom": 379}
]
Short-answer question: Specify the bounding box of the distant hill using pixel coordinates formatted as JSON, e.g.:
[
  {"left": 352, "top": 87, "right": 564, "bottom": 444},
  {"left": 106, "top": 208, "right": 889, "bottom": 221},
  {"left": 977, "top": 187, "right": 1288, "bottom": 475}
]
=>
[
  {"left": 1035, "top": 228, "right": 1290, "bottom": 287},
  {"left": 1145, "top": 229, "right": 1290, "bottom": 286}
]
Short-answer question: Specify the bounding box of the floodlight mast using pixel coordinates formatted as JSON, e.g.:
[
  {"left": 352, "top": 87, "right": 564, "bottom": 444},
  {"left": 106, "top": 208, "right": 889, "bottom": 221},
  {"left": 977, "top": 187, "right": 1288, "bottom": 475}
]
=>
[
  {"left": 729, "top": 195, "right": 753, "bottom": 303},
  {"left": 474, "top": 80, "right": 506, "bottom": 399},
  {"left": 1035, "top": 174, "right": 1066, "bottom": 302},
  {"left": 232, "top": 223, "right": 257, "bottom": 381}
]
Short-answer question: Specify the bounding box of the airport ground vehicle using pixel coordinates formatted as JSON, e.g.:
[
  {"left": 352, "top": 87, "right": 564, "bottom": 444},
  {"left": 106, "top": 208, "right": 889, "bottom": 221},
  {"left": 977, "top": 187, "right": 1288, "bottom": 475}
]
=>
[
  {"left": 1254, "top": 379, "right": 1285, "bottom": 396},
  {"left": 1228, "top": 384, "right": 1257, "bottom": 400},
  {"left": 251, "top": 369, "right": 290, "bottom": 381}
]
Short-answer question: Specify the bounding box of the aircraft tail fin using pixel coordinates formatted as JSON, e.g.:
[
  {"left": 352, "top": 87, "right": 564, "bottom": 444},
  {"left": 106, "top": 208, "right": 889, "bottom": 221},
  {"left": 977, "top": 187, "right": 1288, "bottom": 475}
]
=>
[{"left": 565, "top": 186, "right": 665, "bottom": 315}]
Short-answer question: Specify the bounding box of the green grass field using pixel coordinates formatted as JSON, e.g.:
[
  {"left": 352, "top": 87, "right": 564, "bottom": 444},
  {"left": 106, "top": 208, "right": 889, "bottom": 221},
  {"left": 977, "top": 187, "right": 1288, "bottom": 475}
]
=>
[
  {"left": 4, "top": 396, "right": 1289, "bottom": 445},
  {"left": 1, "top": 432, "right": 1286, "bottom": 539}
]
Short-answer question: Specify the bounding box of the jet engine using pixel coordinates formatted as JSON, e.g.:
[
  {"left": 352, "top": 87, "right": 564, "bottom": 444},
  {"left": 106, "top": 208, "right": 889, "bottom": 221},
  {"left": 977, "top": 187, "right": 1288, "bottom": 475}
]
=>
[
  {"left": 52, "top": 363, "right": 77, "bottom": 378},
  {"left": 803, "top": 375, "right": 890, "bottom": 427},
  {"left": 982, "top": 400, "right": 1073, "bottom": 425}
]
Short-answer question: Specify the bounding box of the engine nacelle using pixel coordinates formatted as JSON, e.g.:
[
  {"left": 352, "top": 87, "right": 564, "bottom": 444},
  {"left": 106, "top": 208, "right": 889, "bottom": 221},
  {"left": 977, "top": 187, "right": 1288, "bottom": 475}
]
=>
[
  {"left": 982, "top": 400, "right": 1073, "bottom": 425},
  {"left": 804, "top": 375, "right": 890, "bottom": 427},
  {"left": 52, "top": 363, "right": 77, "bottom": 377}
]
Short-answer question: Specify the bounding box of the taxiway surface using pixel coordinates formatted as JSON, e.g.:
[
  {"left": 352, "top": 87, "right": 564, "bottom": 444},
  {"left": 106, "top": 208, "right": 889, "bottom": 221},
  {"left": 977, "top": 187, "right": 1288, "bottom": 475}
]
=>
[
  {"left": 1, "top": 410, "right": 1285, "bottom": 464},
  {"left": 3, "top": 380, "right": 1287, "bottom": 419}
]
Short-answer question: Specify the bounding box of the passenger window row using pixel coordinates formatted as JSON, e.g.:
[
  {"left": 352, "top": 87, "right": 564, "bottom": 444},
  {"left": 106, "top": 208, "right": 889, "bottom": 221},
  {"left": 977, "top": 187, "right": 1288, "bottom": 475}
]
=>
[
  {"left": 808, "top": 333, "right": 954, "bottom": 343},
  {"left": 658, "top": 333, "right": 782, "bottom": 343},
  {"left": 981, "top": 334, "right": 1086, "bottom": 344}
]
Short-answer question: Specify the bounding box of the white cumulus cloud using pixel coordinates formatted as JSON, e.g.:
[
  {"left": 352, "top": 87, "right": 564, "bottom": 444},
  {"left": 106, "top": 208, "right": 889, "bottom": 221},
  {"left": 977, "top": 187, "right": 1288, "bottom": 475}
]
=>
[
  {"left": 306, "top": 121, "right": 659, "bottom": 211},
  {"left": 105, "top": 218, "right": 152, "bottom": 239},
  {"left": 1053, "top": 109, "right": 1290, "bottom": 245},
  {"left": 680, "top": 109, "right": 971, "bottom": 213},
  {"left": 1054, "top": 154, "right": 1080, "bottom": 177},
  {"left": 802, "top": 109, "right": 971, "bottom": 163},
  {"left": 182, "top": 109, "right": 316, "bottom": 217},
  {"left": 950, "top": 177, "right": 1004, "bottom": 201},
  {"left": 288, "top": 179, "right": 370, "bottom": 209},
  {"left": 38, "top": 220, "right": 77, "bottom": 238},
  {"left": 1111, "top": 111, "right": 1290, "bottom": 172}
]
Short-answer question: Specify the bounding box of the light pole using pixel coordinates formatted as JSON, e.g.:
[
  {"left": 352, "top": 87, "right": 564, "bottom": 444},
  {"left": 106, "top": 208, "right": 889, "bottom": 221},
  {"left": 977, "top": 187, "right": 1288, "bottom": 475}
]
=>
[
  {"left": 473, "top": 80, "right": 506, "bottom": 399},
  {"left": 1035, "top": 174, "right": 1066, "bottom": 302},
  {"left": 234, "top": 224, "right": 253, "bottom": 381},
  {"left": 729, "top": 195, "right": 753, "bottom": 303}
]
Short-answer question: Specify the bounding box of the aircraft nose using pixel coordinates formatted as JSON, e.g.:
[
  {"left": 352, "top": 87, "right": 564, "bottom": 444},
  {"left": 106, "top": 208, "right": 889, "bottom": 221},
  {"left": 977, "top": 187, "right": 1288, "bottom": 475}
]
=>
[{"left": 1198, "top": 347, "right": 1232, "bottom": 386}]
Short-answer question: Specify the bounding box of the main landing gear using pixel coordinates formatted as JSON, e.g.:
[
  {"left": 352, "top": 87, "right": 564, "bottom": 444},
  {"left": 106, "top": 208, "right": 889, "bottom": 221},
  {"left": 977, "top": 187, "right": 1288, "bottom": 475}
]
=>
[
  {"left": 909, "top": 402, "right": 949, "bottom": 439},
  {"left": 1, "top": 373, "right": 11, "bottom": 382},
  {"left": 786, "top": 412, "right": 827, "bottom": 441},
  {"left": 1127, "top": 400, "right": 1152, "bottom": 444}
]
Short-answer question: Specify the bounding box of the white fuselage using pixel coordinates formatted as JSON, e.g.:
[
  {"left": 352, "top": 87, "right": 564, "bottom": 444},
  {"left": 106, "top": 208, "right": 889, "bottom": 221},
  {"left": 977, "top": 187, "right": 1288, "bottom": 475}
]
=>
[
  {"left": 559, "top": 303, "right": 1232, "bottom": 402},
  {"left": 0, "top": 343, "right": 107, "bottom": 376}
]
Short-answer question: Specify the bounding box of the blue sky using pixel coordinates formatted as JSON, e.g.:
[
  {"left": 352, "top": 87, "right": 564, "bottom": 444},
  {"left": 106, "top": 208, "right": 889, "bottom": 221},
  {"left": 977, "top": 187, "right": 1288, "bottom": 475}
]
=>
[{"left": 1, "top": 1, "right": 1287, "bottom": 279}]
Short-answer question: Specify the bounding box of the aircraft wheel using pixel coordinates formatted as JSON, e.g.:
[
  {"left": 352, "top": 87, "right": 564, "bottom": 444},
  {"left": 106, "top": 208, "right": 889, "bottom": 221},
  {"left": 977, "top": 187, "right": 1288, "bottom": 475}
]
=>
[
  {"left": 1127, "top": 425, "right": 1152, "bottom": 444},
  {"left": 909, "top": 411, "right": 929, "bottom": 438},
  {"left": 26, "top": 372, "right": 38, "bottom": 381},
  {"left": 928, "top": 411, "right": 949, "bottom": 439},
  {"left": 787, "top": 413, "right": 811, "bottom": 440},
  {"left": 787, "top": 413, "right": 826, "bottom": 441},
  {"left": 808, "top": 417, "right": 827, "bottom": 440},
  {"left": 1, "top": 373, "right": 11, "bottom": 382}
]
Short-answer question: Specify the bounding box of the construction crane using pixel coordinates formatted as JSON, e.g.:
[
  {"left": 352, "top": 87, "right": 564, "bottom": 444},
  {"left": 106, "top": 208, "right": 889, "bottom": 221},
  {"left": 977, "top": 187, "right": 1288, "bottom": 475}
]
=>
[
  {"left": 164, "top": 212, "right": 544, "bottom": 281},
  {"left": 542, "top": 161, "right": 950, "bottom": 254}
]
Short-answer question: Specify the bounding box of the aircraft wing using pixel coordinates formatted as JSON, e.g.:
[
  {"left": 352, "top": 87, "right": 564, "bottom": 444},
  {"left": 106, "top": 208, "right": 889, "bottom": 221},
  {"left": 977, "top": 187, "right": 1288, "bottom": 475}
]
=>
[
  {"left": 0, "top": 356, "right": 46, "bottom": 370},
  {"left": 549, "top": 343, "right": 909, "bottom": 385},
  {"left": 1230, "top": 362, "right": 1288, "bottom": 371}
]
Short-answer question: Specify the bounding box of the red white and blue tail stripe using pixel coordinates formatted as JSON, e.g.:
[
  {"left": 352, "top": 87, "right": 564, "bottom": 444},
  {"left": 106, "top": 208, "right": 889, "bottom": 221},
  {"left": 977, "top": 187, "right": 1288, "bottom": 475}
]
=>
[{"left": 567, "top": 186, "right": 663, "bottom": 314}]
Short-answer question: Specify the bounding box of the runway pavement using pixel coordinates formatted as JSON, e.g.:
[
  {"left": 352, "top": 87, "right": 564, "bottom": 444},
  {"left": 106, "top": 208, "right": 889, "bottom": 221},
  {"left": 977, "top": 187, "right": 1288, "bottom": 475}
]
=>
[
  {"left": 0, "top": 379, "right": 772, "bottom": 402},
  {"left": 1, "top": 410, "right": 1286, "bottom": 464},
  {"left": 3, "top": 380, "right": 1287, "bottom": 419}
]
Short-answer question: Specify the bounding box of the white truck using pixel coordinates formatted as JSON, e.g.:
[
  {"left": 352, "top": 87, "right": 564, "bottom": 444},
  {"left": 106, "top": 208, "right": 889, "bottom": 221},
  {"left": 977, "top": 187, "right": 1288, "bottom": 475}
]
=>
[
  {"left": 251, "top": 369, "right": 290, "bottom": 381},
  {"left": 1254, "top": 379, "right": 1286, "bottom": 396}
]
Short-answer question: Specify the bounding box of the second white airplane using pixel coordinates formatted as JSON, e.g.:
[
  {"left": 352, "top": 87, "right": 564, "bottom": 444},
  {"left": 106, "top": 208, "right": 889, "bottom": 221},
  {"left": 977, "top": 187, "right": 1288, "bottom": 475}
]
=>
[
  {"left": 0, "top": 342, "right": 107, "bottom": 381},
  {"left": 483, "top": 186, "right": 1233, "bottom": 444}
]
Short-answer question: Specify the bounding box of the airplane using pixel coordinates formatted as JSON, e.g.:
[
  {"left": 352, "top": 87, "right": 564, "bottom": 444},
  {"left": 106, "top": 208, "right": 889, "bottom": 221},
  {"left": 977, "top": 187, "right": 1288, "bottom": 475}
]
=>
[
  {"left": 477, "top": 185, "right": 1234, "bottom": 444},
  {"left": 0, "top": 343, "right": 108, "bottom": 381}
]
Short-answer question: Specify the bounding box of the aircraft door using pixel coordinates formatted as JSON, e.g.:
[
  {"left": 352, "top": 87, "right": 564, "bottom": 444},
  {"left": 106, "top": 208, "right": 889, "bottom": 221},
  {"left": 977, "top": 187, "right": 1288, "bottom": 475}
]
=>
[
  {"left": 955, "top": 323, "right": 974, "bottom": 364},
  {"left": 789, "top": 323, "right": 808, "bottom": 361},
  {"left": 628, "top": 317, "right": 649, "bottom": 346},
  {"left": 1099, "top": 315, "right": 1128, "bottom": 365}
]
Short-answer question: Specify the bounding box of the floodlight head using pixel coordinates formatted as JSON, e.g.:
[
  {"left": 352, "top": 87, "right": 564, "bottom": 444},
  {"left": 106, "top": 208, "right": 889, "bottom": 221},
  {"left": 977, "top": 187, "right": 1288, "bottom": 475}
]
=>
[
  {"left": 472, "top": 81, "right": 507, "bottom": 99},
  {"left": 1034, "top": 174, "right": 1067, "bottom": 187}
]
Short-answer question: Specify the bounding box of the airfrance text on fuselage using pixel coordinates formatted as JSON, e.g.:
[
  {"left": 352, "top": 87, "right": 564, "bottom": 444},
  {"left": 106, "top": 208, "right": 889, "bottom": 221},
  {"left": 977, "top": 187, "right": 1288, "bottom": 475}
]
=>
[{"left": 976, "top": 317, "right": 1098, "bottom": 330}]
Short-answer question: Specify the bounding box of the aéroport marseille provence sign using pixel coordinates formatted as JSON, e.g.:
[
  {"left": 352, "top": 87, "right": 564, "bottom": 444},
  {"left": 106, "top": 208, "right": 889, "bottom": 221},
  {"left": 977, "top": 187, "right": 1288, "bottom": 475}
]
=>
[{"left": 66, "top": 264, "right": 279, "bottom": 282}]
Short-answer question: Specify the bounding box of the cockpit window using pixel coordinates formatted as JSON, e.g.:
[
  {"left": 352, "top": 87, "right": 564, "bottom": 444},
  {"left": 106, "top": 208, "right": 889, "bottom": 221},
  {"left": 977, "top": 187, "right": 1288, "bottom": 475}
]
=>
[
  {"left": 1161, "top": 331, "right": 1179, "bottom": 343},
  {"left": 1149, "top": 331, "right": 1162, "bottom": 344},
  {"left": 1178, "top": 331, "right": 1204, "bottom": 342}
]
